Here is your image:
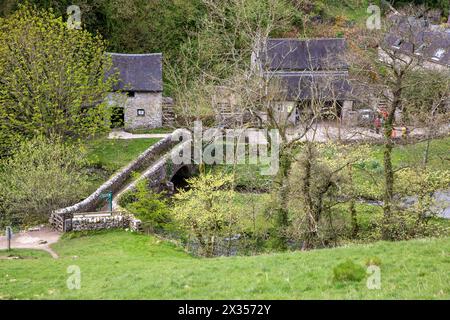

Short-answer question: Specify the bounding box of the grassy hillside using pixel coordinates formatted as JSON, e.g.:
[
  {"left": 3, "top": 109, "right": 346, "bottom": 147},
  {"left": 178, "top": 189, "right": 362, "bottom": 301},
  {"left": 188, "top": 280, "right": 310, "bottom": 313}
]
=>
[
  {"left": 85, "top": 137, "right": 161, "bottom": 172},
  {"left": 1, "top": 231, "right": 448, "bottom": 299}
]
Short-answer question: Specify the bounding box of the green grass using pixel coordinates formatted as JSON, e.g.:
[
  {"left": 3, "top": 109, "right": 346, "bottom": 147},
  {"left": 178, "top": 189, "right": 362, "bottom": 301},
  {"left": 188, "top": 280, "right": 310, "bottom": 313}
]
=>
[
  {"left": 353, "top": 137, "right": 450, "bottom": 199},
  {"left": 370, "top": 137, "right": 450, "bottom": 171},
  {"left": 0, "top": 230, "right": 448, "bottom": 299},
  {"left": 85, "top": 136, "right": 161, "bottom": 172},
  {"left": 323, "top": 0, "right": 374, "bottom": 24},
  {"left": 80, "top": 135, "right": 161, "bottom": 194}
]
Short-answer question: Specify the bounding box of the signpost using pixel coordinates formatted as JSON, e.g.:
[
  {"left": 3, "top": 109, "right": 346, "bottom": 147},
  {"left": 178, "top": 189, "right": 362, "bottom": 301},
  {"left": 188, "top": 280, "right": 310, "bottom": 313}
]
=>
[
  {"left": 5, "top": 226, "right": 13, "bottom": 251},
  {"left": 100, "top": 191, "right": 113, "bottom": 212}
]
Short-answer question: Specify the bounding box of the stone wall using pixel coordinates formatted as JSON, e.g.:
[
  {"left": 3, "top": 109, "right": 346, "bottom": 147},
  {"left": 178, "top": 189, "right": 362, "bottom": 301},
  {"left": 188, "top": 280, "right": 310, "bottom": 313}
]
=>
[
  {"left": 112, "top": 139, "right": 196, "bottom": 209},
  {"left": 124, "top": 92, "right": 162, "bottom": 129},
  {"left": 69, "top": 214, "right": 142, "bottom": 232},
  {"left": 50, "top": 132, "right": 178, "bottom": 231},
  {"left": 50, "top": 129, "right": 193, "bottom": 232}
]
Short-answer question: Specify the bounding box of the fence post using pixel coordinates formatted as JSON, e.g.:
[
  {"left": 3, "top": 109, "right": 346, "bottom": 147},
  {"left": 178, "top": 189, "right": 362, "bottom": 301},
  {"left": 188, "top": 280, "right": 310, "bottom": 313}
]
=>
[{"left": 6, "top": 226, "right": 12, "bottom": 251}]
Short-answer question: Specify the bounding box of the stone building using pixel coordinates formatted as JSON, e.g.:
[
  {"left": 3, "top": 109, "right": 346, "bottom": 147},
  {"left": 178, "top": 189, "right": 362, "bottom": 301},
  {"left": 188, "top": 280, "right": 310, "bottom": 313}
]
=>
[
  {"left": 380, "top": 19, "right": 450, "bottom": 71},
  {"left": 108, "top": 53, "right": 163, "bottom": 130},
  {"left": 378, "top": 17, "right": 450, "bottom": 116},
  {"left": 256, "top": 38, "right": 354, "bottom": 125}
]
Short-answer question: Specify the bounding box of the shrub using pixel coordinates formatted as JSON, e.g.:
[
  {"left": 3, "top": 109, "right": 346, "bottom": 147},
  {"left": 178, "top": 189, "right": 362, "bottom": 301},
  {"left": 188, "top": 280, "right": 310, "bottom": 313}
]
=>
[
  {"left": 333, "top": 260, "right": 366, "bottom": 282},
  {"left": 123, "top": 179, "right": 172, "bottom": 232},
  {"left": 0, "top": 135, "right": 90, "bottom": 227},
  {"left": 171, "top": 173, "right": 240, "bottom": 257}
]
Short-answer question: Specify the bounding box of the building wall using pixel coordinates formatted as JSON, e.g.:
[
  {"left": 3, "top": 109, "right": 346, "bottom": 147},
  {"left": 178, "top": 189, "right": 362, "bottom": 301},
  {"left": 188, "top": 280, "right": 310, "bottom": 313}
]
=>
[
  {"left": 124, "top": 92, "right": 162, "bottom": 129},
  {"left": 378, "top": 48, "right": 449, "bottom": 72}
]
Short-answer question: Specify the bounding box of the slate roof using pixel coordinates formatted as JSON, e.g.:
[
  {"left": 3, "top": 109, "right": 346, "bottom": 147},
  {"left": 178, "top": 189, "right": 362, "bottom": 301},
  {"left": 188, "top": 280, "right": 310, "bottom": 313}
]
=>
[
  {"left": 108, "top": 53, "right": 163, "bottom": 92},
  {"left": 261, "top": 38, "right": 351, "bottom": 100},
  {"left": 384, "top": 19, "right": 450, "bottom": 67},
  {"left": 270, "top": 71, "right": 352, "bottom": 100},
  {"left": 262, "top": 38, "right": 348, "bottom": 71}
]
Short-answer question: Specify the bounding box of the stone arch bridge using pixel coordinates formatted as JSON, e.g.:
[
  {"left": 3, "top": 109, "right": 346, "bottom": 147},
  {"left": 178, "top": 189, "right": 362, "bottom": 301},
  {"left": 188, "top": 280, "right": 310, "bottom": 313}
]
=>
[{"left": 50, "top": 130, "right": 196, "bottom": 232}]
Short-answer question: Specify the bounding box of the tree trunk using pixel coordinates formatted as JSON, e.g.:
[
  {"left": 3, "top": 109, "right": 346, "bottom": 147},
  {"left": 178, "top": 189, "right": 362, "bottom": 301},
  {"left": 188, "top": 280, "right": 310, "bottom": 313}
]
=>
[
  {"left": 382, "top": 85, "right": 401, "bottom": 240},
  {"left": 273, "top": 149, "right": 292, "bottom": 250},
  {"left": 423, "top": 131, "right": 432, "bottom": 166},
  {"left": 348, "top": 164, "right": 358, "bottom": 238},
  {"left": 301, "top": 143, "right": 316, "bottom": 250}
]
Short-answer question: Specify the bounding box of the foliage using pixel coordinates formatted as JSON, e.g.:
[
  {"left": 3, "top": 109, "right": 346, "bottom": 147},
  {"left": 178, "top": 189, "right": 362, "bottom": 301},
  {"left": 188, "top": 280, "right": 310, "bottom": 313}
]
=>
[
  {"left": 0, "top": 135, "right": 90, "bottom": 227},
  {"left": 171, "top": 172, "right": 240, "bottom": 256},
  {"left": 0, "top": 5, "right": 116, "bottom": 156},
  {"left": 332, "top": 260, "right": 366, "bottom": 282},
  {"left": 378, "top": 168, "right": 450, "bottom": 241},
  {"left": 285, "top": 142, "right": 370, "bottom": 249},
  {"left": 122, "top": 179, "right": 172, "bottom": 232}
]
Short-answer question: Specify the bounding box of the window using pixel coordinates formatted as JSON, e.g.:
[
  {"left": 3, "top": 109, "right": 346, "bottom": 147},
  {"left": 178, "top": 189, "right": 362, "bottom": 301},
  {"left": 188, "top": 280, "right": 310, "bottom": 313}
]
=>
[
  {"left": 137, "top": 109, "right": 145, "bottom": 116},
  {"left": 392, "top": 38, "right": 403, "bottom": 49},
  {"left": 127, "top": 91, "right": 135, "bottom": 97},
  {"left": 432, "top": 48, "right": 446, "bottom": 61}
]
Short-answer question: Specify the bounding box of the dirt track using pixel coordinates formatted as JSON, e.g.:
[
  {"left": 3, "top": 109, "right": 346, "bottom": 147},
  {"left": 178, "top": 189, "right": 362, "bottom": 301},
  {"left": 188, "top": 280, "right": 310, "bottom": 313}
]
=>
[{"left": 0, "top": 227, "right": 60, "bottom": 259}]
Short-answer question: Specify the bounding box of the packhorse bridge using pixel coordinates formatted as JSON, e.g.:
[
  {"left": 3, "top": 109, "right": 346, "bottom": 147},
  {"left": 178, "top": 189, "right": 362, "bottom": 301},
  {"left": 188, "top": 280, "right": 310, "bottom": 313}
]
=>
[{"left": 50, "top": 129, "right": 196, "bottom": 232}]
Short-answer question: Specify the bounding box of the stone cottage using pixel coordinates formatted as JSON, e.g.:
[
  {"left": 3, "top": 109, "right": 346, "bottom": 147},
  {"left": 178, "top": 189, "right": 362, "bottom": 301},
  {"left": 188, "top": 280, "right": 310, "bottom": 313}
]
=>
[
  {"left": 256, "top": 38, "right": 354, "bottom": 124},
  {"left": 108, "top": 53, "right": 163, "bottom": 130}
]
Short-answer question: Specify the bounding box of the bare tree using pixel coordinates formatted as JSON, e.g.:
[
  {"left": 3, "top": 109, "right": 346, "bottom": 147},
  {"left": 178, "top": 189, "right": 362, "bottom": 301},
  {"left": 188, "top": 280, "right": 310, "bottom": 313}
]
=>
[{"left": 348, "top": 6, "right": 450, "bottom": 239}]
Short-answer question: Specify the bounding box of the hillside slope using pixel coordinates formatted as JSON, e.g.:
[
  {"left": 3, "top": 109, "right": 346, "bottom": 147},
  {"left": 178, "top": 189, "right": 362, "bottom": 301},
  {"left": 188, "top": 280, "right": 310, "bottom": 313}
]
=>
[{"left": 1, "top": 231, "right": 448, "bottom": 299}]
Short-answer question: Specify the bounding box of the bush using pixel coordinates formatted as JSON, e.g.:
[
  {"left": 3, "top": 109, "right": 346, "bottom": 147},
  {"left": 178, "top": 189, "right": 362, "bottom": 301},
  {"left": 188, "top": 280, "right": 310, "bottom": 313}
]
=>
[
  {"left": 122, "top": 179, "right": 172, "bottom": 232},
  {"left": 171, "top": 173, "right": 240, "bottom": 257},
  {"left": 332, "top": 260, "right": 366, "bottom": 282},
  {"left": 0, "top": 135, "right": 90, "bottom": 227}
]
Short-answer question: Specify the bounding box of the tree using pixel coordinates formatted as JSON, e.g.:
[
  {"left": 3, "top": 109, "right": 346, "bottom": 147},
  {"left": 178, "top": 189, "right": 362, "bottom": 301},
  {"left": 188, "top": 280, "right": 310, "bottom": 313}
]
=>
[
  {"left": 0, "top": 135, "right": 90, "bottom": 227},
  {"left": 0, "top": 5, "right": 116, "bottom": 156},
  {"left": 171, "top": 172, "right": 239, "bottom": 257},
  {"left": 402, "top": 69, "right": 450, "bottom": 165},
  {"left": 286, "top": 142, "right": 369, "bottom": 249},
  {"left": 348, "top": 7, "right": 449, "bottom": 239},
  {"left": 167, "top": 0, "right": 339, "bottom": 249}
]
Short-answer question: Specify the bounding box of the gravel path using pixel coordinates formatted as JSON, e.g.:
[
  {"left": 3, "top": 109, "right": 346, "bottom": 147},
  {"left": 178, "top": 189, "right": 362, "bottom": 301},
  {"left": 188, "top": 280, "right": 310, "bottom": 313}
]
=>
[
  {"left": 0, "top": 227, "right": 61, "bottom": 259},
  {"left": 108, "top": 130, "right": 170, "bottom": 139}
]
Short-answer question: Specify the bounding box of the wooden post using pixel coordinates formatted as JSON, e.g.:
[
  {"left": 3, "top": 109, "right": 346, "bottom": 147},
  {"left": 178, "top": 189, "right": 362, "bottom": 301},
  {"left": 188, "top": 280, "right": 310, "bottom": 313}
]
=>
[{"left": 6, "top": 226, "right": 12, "bottom": 251}]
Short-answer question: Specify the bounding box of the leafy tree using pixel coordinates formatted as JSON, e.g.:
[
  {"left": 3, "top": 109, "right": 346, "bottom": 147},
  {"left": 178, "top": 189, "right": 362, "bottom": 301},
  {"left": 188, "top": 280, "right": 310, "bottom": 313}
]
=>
[
  {"left": 0, "top": 1, "right": 206, "bottom": 71},
  {"left": 0, "top": 135, "right": 90, "bottom": 227},
  {"left": 0, "top": 5, "right": 115, "bottom": 156},
  {"left": 171, "top": 172, "right": 239, "bottom": 257}
]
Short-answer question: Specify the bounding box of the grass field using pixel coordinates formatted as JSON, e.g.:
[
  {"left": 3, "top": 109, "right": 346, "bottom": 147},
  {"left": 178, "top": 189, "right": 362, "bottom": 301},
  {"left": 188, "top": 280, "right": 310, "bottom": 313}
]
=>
[
  {"left": 82, "top": 136, "right": 161, "bottom": 193},
  {"left": 0, "top": 231, "right": 448, "bottom": 299},
  {"left": 85, "top": 136, "right": 161, "bottom": 172}
]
